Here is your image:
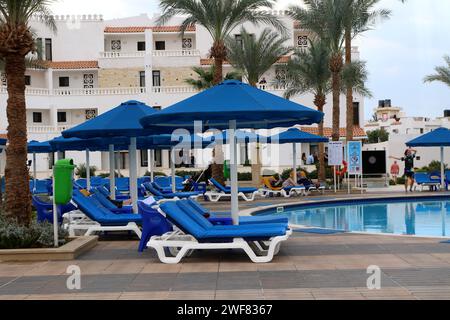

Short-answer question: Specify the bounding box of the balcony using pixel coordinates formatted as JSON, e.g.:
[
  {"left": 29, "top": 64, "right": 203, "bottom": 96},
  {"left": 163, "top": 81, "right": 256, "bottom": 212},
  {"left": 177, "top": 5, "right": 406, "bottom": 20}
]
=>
[
  {"left": 27, "top": 125, "right": 72, "bottom": 134},
  {"left": 99, "top": 51, "right": 146, "bottom": 59},
  {"left": 53, "top": 87, "right": 146, "bottom": 96},
  {"left": 152, "top": 50, "right": 200, "bottom": 57},
  {"left": 152, "top": 86, "right": 198, "bottom": 94}
]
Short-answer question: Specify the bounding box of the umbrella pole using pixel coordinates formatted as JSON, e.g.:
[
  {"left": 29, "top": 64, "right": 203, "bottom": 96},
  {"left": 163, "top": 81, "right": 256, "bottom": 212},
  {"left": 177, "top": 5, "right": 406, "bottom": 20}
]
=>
[
  {"left": 171, "top": 148, "right": 176, "bottom": 193},
  {"left": 33, "top": 152, "right": 37, "bottom": 191},
  {"left": 229, "top": 120, "right": 239, "bottom": 225},
  {"left": 293, "top": 143, "right": 298, "bottom": 185},
  {"left": 441, "top": 147, "right": 445, "bottom": 191},
  {"left": 109, "top": 145, "right": 116, "bottom": 200},
  {"left": 148, "top": 149, "right": 154, "bottom": 181},
  {"left": 129, "top": 137, "right": 138, "bottom": 213},
  {"left": 52, "top": 167, "right": 58, "bottom": 248},
  {"left": 86, "top": 149, "right": 91, "bottom": 190}
]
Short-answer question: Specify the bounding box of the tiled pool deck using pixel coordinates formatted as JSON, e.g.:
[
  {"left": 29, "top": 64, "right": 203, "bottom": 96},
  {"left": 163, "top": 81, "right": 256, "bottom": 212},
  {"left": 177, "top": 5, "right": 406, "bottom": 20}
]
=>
[{"left": 0, "top": 190, "right": 450, "bottom": 300}]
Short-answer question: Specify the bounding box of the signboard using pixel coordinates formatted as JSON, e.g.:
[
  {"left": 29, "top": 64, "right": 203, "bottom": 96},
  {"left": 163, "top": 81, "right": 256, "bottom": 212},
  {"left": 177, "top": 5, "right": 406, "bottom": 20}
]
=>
[
  {"left": 363, "top": 151, "right": 387, "bottom": 175},
  {"left": 347, "top": 141, "right": 363, "bottom": 175},
  {"left": 328, "top": 141, "right": 344, "bottom": 166}
]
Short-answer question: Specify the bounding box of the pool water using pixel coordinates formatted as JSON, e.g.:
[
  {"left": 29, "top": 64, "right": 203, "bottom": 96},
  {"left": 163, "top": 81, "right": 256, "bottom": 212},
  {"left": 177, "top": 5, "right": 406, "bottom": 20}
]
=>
[{"left": 272, "top": 199, "right": 450, "bottom": 237}]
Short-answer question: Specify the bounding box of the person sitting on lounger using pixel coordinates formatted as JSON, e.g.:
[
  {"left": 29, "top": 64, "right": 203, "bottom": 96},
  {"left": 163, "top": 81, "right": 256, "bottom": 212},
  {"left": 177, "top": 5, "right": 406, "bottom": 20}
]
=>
[
  {"left": 297, "top": 171, "right": 320, "bottom": 189},
  {"left": 270, "top": 174, "right": 284, "bottom": 188},
  {"left": 282, "top": 170, "right": 298, "bottom": 188}
]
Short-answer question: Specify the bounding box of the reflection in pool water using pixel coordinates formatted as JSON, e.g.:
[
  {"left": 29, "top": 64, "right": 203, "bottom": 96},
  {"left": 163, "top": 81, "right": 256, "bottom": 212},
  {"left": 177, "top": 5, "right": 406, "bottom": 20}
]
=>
[{"left": 278, "top": 201, "right": 450, "bottom": 237}]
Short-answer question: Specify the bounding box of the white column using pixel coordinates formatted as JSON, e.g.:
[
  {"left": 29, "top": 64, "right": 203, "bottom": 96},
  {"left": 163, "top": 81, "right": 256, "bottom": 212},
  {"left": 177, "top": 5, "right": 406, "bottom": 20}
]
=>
[
  {"left": 86, "top": 149, "right": 91, "bottom": 190},
  {"left": 441, "top": 147, "right": 445, "bottom": 190},
  {"left": 293, "top": 143, "right": 298, "bottom": 184},
  {"left": 229, "top": 120, "right": 239, "bottom": 225},
  {"left": 109, "top": 144, "right": 116, "bottom": 200},
  {"left": 171, "top": 148, "right": 176, "bottom": 193},
  {"left": 144, "top": 29, "right": 154, "bottom": 93},
  {"left": 57, "top": 151, "right": 64, "bottom": 160},
  {"left": 33, "top": 152, "right": 37, "bottom": 190},
  {"left": 129, "top": 137, "right": 138, "bottom": 213}
]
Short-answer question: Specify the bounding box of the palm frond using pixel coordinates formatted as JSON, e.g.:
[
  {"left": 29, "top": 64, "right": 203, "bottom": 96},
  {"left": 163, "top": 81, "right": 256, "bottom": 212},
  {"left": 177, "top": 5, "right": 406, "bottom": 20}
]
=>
[{"left": 424, "top": 55, "right": 450, "bottom": 88}]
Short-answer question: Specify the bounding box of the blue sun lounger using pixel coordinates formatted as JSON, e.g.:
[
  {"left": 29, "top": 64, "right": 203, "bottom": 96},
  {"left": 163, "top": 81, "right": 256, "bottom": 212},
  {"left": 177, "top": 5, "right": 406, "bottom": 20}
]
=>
[
  {"left": 153, "top": 176, "right": 185, "bottom": 193},
  {"left": 415, "top": 172, "right": 442, "bottom": 191},
  {"left": 30, "top": 179, "right": 51, "bottom": 195},
  {"left": 91, "top": 188, "right": 133, "bottom": 214},
  {"left": 183, "top": 199, "right": 289, "bottom": 226},
  {"left": 205, "top": 178, "right": 259, "bottom": 202},
  {"left": 142, "top": 182, "right": 201, "bottom": 199},
  {"left": 148, "top": 201, "right": 292, "bottom": 264},
  {"left": 68, "top": 189, "right": 142, "bottom": 238},
  {"left": 32, "top": 196, "right": 77, "bottom": 224}
]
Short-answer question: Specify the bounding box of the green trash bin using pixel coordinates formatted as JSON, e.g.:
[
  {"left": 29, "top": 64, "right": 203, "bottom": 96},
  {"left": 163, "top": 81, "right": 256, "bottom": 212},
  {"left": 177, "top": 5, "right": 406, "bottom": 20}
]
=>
[
  {"left": 223, "top": 160, "right": 230, "bottom": 180},
  {"left": 54, "top": 159, "right": 75, "bottom": 205}
]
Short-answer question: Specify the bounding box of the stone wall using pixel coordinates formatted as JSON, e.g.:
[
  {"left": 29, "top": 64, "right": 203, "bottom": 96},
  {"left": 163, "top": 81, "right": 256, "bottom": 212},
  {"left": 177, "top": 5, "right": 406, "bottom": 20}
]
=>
[
  {"left": 98, "top": 68, "right": 143, "bottom": 87},
  {"left": 157, "top": 67, "right": 197, "bottom": 87}
]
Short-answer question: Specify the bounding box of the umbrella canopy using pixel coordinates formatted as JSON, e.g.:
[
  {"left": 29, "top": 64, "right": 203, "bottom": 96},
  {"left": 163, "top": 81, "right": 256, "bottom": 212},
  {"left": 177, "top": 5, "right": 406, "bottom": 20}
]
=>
[
  {"left": 269, "top": 128, "right": 329, "bottom": 144},
  {"left": 140, "top": 80, "right": 324, "bottom": 225},
  {"left": 28, "top": 140, "right": 54, "bottom": 153},
  {"left": 406, "top": 128, "right": 450, "bottom": 147},
  {"left": 62, "top": 100, "right": 158, "bottom": 139},
  {"left": 49, "top": 136, "right": 108, "bottom": 152},
  {"left": 406, "top": 127, "right": 450, "bottom": 190},
  {"left": 205, "top": 130, "right": 267, "bottom": 144},
  {"left": 140, "top": 80, "right": 324, "bottom": 133}
]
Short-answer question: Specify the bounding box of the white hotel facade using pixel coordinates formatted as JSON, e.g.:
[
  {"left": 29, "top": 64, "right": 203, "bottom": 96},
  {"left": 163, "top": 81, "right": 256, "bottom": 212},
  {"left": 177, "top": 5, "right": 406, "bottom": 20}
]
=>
[{"left": 0, "top": 12, "right": 365, "bottom": 177}]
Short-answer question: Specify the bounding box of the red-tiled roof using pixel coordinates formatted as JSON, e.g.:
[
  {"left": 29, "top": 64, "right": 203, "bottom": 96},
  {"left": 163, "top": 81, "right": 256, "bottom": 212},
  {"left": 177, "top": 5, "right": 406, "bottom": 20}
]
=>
[
  {"left": 104, "top": 25, "right": 196, "bottom": 33},
  {"left": 44, "top": 61, "right": 99, "bottom": 70},
  {"left": 300, "top": 127, "right": 367, "bottom": 138}
]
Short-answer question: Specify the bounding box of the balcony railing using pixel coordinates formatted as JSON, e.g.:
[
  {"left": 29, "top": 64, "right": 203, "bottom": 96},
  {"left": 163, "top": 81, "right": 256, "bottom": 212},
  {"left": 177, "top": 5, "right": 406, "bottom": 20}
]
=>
[
  {"left": 1, "top": 86, "right": 51, "bottom": 95},
  {"left": 152, "top": 86, "right": 198, "bottom": 94},
  {"left": 53, "top": 87, "right": 146, "bottom": 96},
  {"left": 28, "top": 124, "right": 74, "bottom": 134},
  {"left": 99, "top": 51, "right": 146, "bottom": 59},
  {"left": 152, "top": 50, "right": 201, "bottom": 57}
]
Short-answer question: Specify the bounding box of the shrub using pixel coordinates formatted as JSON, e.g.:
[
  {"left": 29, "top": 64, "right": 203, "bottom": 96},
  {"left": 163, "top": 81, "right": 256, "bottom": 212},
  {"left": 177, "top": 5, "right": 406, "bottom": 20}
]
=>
[
  {"left": 0, "top": 214, "right": 68, "bottom": 249},
  {"left": 420, "top": 160, "right": 448, "bottom": 173},
  {"left": 75, "top": 163, "right": 97, "bottom": 178},
  {"left": 98, "top": 172, "right": 124, "bottom": 178},
  {"left": 396, "top": 177, "right": 406, "bottom": 185},
  {"left": 238, "top": 172, "right": 252, "bottom": 181},
  {"left": 175, "top": 170, "right": 201, "bottom": 178},
  {"left": 144, "top": 171, "right": 167, "bottom": 177}
]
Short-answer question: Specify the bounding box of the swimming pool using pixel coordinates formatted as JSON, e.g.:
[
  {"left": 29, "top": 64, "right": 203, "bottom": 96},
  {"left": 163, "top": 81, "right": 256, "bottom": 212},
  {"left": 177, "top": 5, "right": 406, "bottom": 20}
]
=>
[{"left": 259, "top": 197, "right": 450, "bottom": 238}]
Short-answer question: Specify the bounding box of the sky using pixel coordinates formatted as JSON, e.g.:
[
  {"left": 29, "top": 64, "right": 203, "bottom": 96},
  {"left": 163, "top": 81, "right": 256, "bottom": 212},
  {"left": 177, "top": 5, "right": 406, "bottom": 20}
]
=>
[{"left": 50, "top": 0, "right": 450, "bottom": 120}]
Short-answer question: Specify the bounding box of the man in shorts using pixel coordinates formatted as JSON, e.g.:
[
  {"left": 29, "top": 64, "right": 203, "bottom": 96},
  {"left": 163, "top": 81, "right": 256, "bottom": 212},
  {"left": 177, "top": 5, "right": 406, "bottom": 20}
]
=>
[{"left": 390, "top": 148, "right": 418, "bottom": 192}]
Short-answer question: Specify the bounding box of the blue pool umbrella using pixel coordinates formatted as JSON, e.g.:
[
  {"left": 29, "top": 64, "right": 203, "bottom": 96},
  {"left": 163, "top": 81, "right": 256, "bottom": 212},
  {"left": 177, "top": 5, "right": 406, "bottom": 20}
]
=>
[
  {"left": 407, "top": 127, "right": 450, "bottom": 189},
  {"left": 204, "top": 130, "right": 267, "bottom": 144},
  {"left": 141, "top": 80, "right": 324, "bottom": 224},
  {"left": 62, "top": 101, "right": 159, "bottom": 212},
  {"left": 269, "top": 128, "right": 329, "bottom": 181}
]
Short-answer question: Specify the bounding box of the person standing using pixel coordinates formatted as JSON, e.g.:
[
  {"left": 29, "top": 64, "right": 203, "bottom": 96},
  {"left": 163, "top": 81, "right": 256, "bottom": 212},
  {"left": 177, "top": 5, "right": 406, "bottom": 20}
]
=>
[
  {"left": 390, "top": 148, "right": 418, "bottom": 192},
  {"left": 390, "top": 161, "right": 400, "bottom": 184}
]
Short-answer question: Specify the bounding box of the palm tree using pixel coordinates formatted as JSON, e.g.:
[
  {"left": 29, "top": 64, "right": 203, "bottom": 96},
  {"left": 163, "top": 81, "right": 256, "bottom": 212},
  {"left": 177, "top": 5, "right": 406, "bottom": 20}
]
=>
[
  {"left": 290, "top": 0, "right": 347, "bottom": 142},
  {"left": 158, "top": 0, "right": 286, "bottom": 85},
  {"left": 343, "top": 0, "right": 390, "bottom": 142},
  {"left": 284, "top": 41, "right": 331, "bottom": 182},
  {"left": 226, "top": 28, "right": 291, "bottom": 86},
  {"left": 227, "top": 27, "right": 290, "bottom": 186},
  {"left": 158, "top": 0, "right": 286, "bottom": 185},
  {"left": 424, "top": 55, "right": 450, "bottom": 88},
  {"left": 0, "top": 0, "right": 56, "bottom": 225},
  {"left": 185, "top": 65, "right": 241, "bottom": 90}
]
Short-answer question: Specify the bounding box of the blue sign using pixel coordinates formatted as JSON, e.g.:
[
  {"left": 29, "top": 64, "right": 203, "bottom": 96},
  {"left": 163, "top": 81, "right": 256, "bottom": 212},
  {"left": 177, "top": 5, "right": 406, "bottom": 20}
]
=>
[{"left": 347, "top": 141, "right": 363, "bottom": 175}]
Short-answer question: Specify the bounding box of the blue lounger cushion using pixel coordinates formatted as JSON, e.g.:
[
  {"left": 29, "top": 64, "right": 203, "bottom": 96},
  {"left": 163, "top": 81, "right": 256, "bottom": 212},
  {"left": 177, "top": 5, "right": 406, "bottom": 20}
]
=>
[
  {"left": 143, "top": 182, "right": 200, "bottom": 199},
  {"left": 91, "top": 188, "right": 133, "bottom": 214},
  {"left": 176, "top": 201, "right": 288, "bottom": 230},
  {"left": 72, "top": 190, "right": 142, "bottom": 226},
  {"left": 160, "top": 202, "right": 287, "bottom": 240},
  {"left": 185, "top": 199, "right": 289, "bottom": 225},
  {"left": 209, "top": 178, "right": 258, "bottom": 194}
]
